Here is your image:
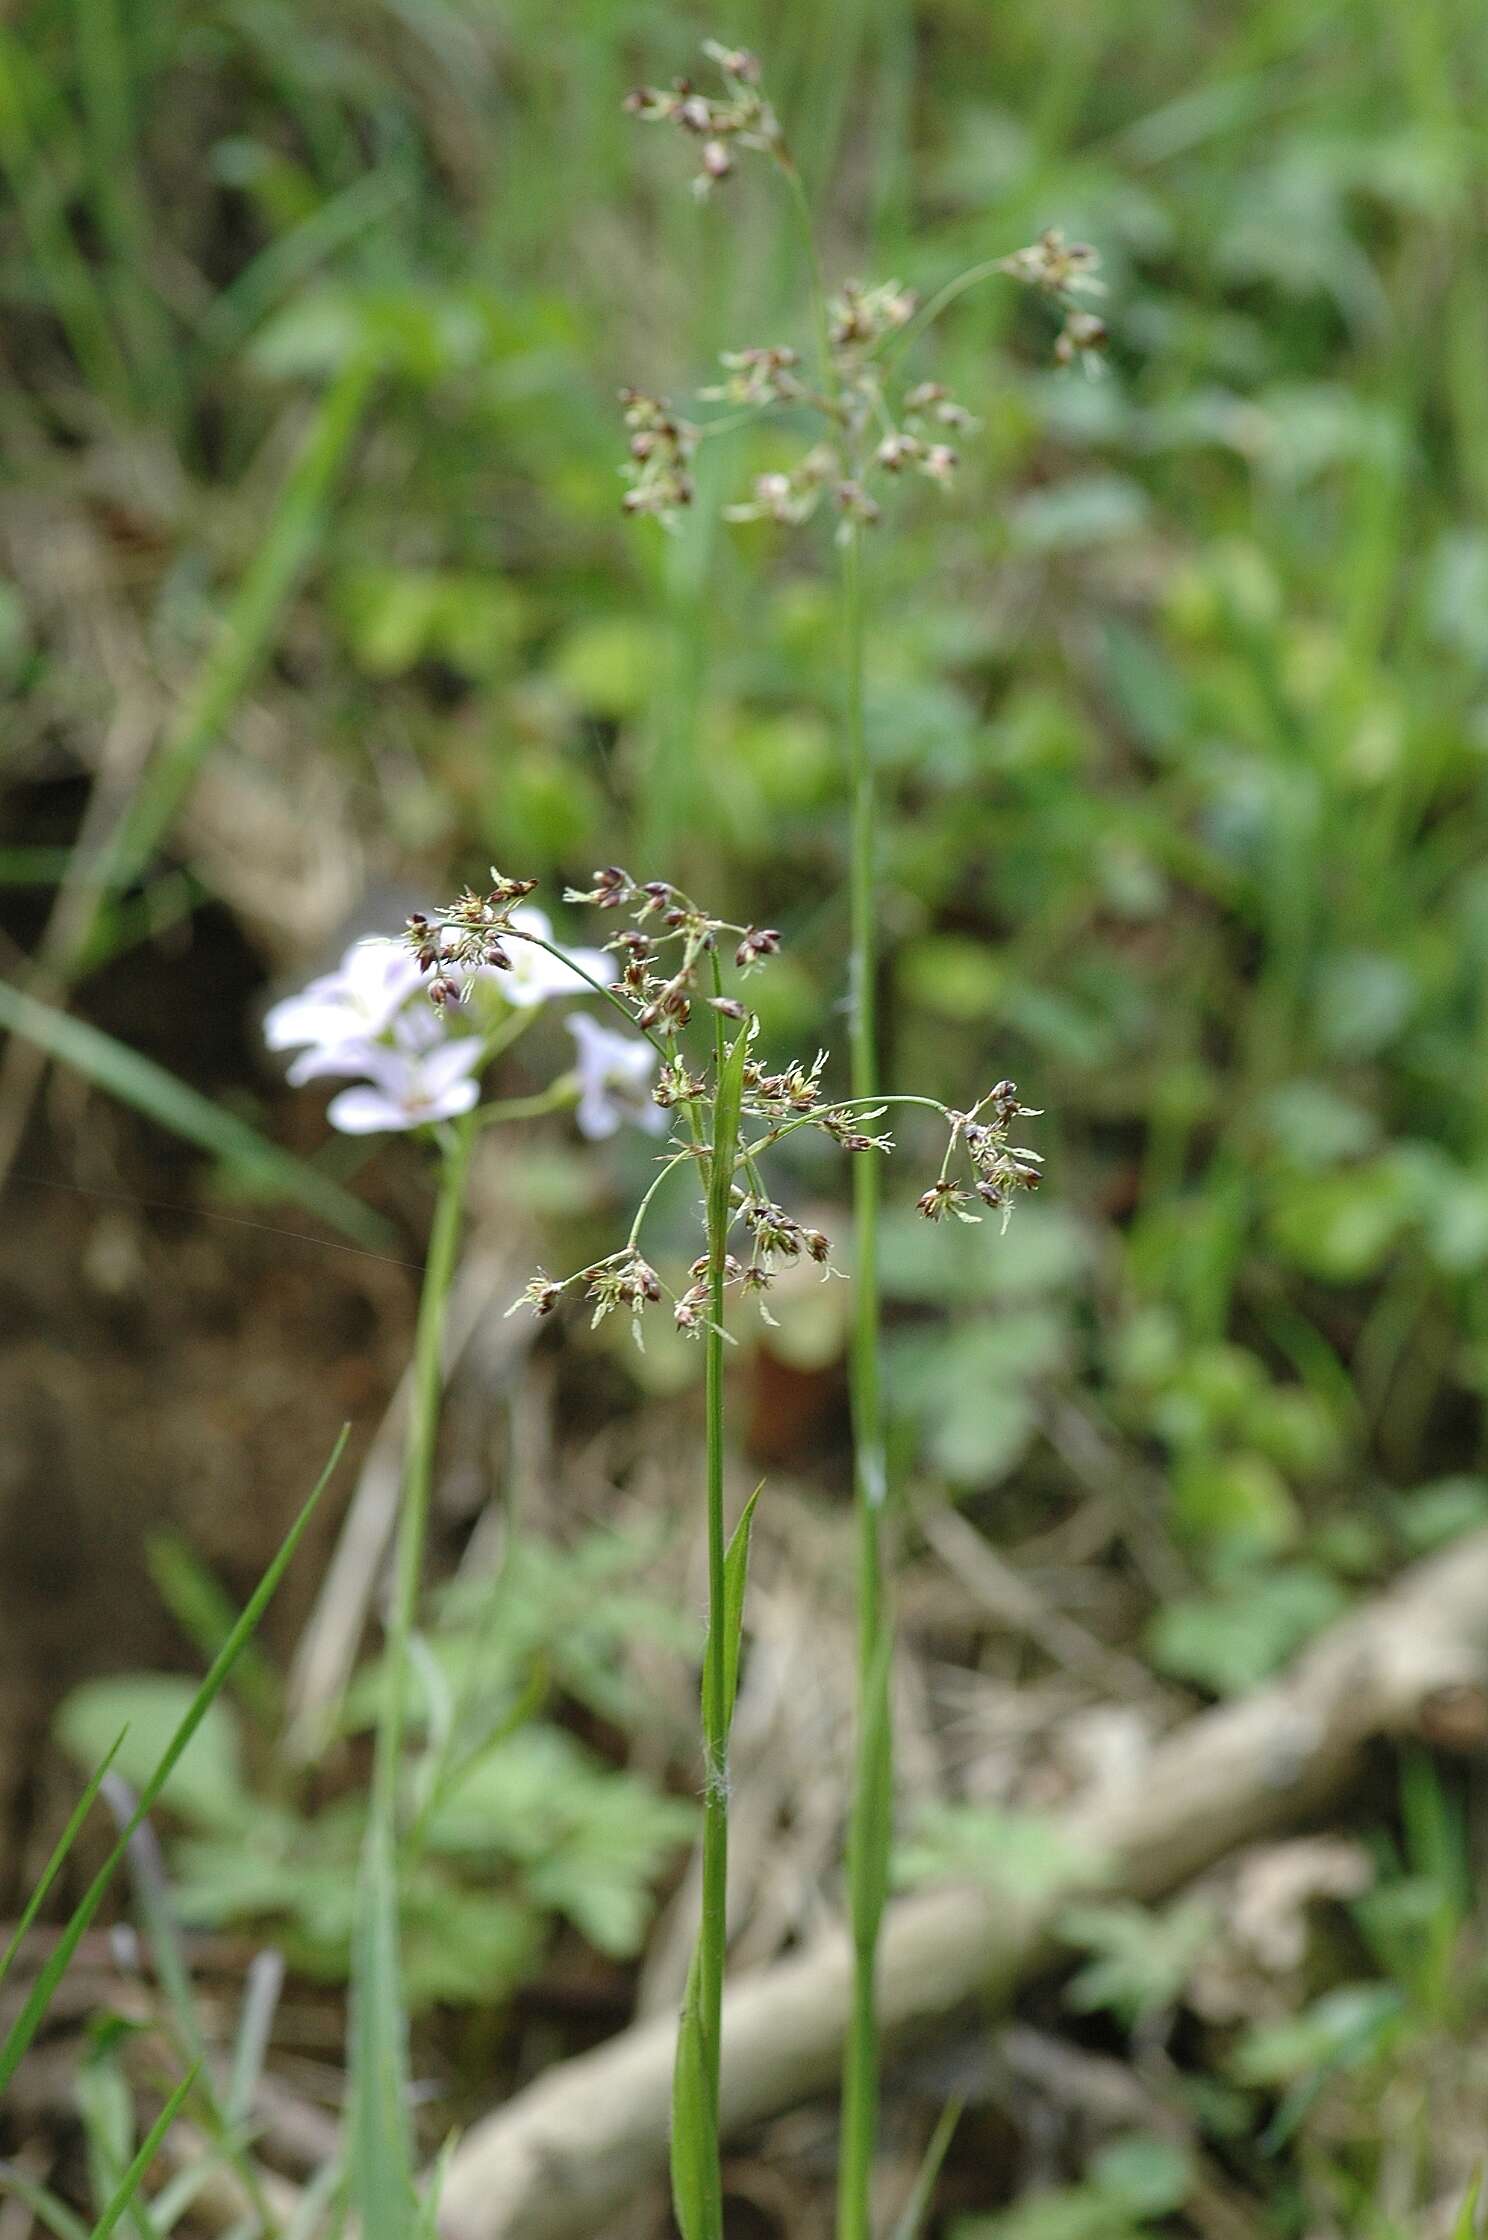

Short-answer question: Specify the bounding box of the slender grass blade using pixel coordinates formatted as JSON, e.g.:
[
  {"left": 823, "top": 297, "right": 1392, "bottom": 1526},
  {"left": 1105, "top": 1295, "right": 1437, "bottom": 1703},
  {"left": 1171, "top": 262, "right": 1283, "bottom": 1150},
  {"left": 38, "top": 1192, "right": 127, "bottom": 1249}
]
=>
[
  {"left": 0, "top": 1728, "right": 124, "bottom": 1996},
  {"left": 0, "top": 981, "right": 394, "bottom": 1253},
  {"left": 90, "top": 2067, "right": 199, "bottom": 2240},
  {"left": 0, "top": 1430, "right": 348, "bottom": 2092}
]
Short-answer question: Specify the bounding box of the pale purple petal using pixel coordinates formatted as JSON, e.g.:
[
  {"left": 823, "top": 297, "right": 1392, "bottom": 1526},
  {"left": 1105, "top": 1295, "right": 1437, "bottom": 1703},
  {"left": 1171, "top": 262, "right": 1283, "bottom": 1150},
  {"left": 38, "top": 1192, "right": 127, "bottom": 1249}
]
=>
[
  {"left": 326, "top": 1084, "right": 410, "bottom": 1134},
  {"left": 488, "top": 907, "right": 614, "bottom": 1008},
  {"left": 566, "top": 1014, "right": 662, "bottom": 1139},
  {"left": 418, "top": 1073, "right": 481, "bottom": 1123},
  {"left": 264, "top": 938, "right": 424, "bottom": 1057},
  {"left": 339, "top": 939, "right": 425, "bottom": 1031},
  {"left": 416, "top": 1037, "right": 486, "bottom": 1097},
  {"left": 286, "top": 1037, "right": 384, "bottom": 1086},
  {"left": 576, "top": 1086, "right": 622, "bottom": 1140},
  {"left": 263, "top": 990, "right": 356, "bottom": 1052}
]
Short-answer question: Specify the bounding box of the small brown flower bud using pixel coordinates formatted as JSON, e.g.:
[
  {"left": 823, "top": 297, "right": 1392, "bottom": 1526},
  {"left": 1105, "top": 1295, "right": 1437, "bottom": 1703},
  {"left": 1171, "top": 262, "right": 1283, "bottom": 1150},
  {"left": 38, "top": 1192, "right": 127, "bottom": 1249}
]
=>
[
  {"left": 736, "top": 925, "right": 781, "bottom": 968},
  {"left": 709, "top": 997, "right": 746, "bottom": 1019}
]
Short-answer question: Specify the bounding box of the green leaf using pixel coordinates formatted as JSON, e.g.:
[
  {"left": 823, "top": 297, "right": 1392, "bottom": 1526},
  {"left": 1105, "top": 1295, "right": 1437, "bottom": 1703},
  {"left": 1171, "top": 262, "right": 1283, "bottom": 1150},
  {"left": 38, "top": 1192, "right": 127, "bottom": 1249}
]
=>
[
  {"left": 1010, "top": 473, "right": 1151, "bottom": 551},
  {"left": 90, "top": 2067, "right": 199, "bottom": 2240},
  {"left": 1230, "top": 1981, "right": 1404, "bottom": 2088},
  {"left": 849, "top": 1631, "right": 896, "bottom": 1954},
  {"left": 87, "top": 356, "right": 376, "bottom": 929},
  {"left": 347, "top": 1816, "right": 416, "bottom": 2240},
  {"left": 1060, "top": 1897, "right": 1217, "bottom": 2027},
  {"left": 1451, "top": 2174, "right": 1482, "bottom": 2240},
  {"left": 1146, "top": 1564, "right": 1347, "bottom": 1695},
  {"left": 56, "top": 1680, "right": 246, "bottom": 1830},
  {"left": 702, "top": 1483, "right": 761, "bottom": 1740},
  {"left": 1171, "top": 1450, "right": 1297, "bottom": 1558},
  {"left": 895, "top": 1803, "right": 1110, "bottom": 1907},
  {"left": 0, "top": 2164, "right": 90, "bottom": 2240},
  {"left": 669, "top": 1960, "right": 722, "bottom": 2240},
  {"left": 553, "top": 617, "right": 669, "bottom": 717},
  {"left": 1088, "top": 2135, "right": 1191, "bottom": 2218},
  {"left": 0, "top": 981, "right": 393, "bottom": 1253},
  {"left": 1266, "top": 1161, "right": 1412, "bottom": 1282},
  {"left": 0, "top": 1730, "right": 124, "bottom": 1998},
  {"left": 1393, "top": 1476, "right": 1488, "bottom": 1554},
  {"left": 0, "top": 1430, "right": 347, "bottom": 2092},
  {"left": 889, "top": 2100, "right": 964, "bottom": 2240},
  {"left": 146, "top": 1533, "right": 282, "bottom": 1731}
]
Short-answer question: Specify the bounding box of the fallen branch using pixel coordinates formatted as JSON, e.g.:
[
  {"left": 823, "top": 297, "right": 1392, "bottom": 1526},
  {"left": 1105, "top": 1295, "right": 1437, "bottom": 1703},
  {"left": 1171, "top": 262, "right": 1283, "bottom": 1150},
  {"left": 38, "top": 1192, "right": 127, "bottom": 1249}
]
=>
[{"left": 437, "top": 1529, "right": 1488, "bottom": 2240}]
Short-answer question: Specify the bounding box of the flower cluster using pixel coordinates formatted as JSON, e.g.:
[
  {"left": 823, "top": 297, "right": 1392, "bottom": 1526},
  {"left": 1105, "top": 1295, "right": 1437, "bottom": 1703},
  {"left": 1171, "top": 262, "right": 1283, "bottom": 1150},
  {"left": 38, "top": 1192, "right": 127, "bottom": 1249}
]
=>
[
  {"left": 264, "top": 936, "right": 484, "bottom": 1133},
  {"left": 916, "top": 1081, "right": 1044, "bottom": 1228},
  {"left": 623, "top": 40, "right": 782, "bottom": 196},
  {"left": 264, "top": 901, "right": 656, "bottom": 1140},
  {"left": 616, "top": 45, "right": 1108, "bottom": 537},
  {"left": 619, "top": 389, "right": 697, "bottom": 523},
  {"left": 996, "top": 227, "right": 1109, "bottom": 372},
  {"left": 413, "top": 869, "right": 1040, "bottom": 1346}
]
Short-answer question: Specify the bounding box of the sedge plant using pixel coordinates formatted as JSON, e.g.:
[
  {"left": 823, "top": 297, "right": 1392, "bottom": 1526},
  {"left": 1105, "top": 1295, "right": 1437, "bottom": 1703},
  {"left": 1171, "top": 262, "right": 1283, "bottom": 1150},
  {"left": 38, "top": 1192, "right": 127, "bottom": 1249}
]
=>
[{"left": 619, "top": 40, "right": 1099, "bottom": 2232}]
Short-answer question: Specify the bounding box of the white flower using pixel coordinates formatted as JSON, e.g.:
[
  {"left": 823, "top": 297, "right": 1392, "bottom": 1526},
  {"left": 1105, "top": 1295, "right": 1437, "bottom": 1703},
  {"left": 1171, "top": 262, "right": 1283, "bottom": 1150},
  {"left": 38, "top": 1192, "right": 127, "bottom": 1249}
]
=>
[
  {"left": 567, "top": 1014, "right": 667, "bottom": 1140},
  {"left": 493, "top": 907, "right": 612, "bottom": 1009},
  {"left": 282, "top": 999, "right": 444, "bottom": 1086},
  {"left": 264, "top": 939, "right": 424, "bottom": 1059},
  {"left": 326, "top": 1039, "right": 485, "bottom": 1135}
]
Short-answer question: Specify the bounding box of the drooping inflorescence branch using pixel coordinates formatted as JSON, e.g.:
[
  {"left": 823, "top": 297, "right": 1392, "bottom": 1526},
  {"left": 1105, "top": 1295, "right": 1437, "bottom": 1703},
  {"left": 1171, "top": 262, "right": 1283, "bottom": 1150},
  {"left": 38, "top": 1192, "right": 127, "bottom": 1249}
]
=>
[
  {"left": 616, "top": 43, "right": 1107, "bottom": 537},
  {"left": 399, "top": 869, "right": 1041, "bottom": 1345}
]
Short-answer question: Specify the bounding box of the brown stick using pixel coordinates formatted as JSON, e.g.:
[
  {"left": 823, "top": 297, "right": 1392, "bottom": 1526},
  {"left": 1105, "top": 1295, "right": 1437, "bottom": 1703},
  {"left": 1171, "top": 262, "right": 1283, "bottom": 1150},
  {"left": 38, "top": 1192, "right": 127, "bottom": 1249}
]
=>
[{"left": 436, "top": 1530, "right": 1488, "bottom": 2240}]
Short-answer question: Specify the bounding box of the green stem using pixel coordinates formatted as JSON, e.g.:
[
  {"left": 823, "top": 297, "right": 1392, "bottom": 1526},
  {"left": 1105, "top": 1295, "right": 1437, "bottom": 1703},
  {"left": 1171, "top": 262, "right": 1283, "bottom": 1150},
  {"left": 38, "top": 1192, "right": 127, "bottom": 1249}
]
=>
[
  {"left": 370, "top": 1110, "right": 476, "bottom": 1822},
  {"left": 698, "top": 985, "right": 737, "bottom": 2126},
  {"left": 699, "top": 1102, "right": 730, "bottom": 2132},
  {"left": 771, "top": 132, "right": 890, "bottom": 2231},
  {"left": 838, "top": 512, "right": 887, "bottom": 2240},
  {"left": 474, "top": 1077, "right": 578, "bottom": 1129},
  {"left": 778, "top": 153, "right": 840, "bottom": 412}
]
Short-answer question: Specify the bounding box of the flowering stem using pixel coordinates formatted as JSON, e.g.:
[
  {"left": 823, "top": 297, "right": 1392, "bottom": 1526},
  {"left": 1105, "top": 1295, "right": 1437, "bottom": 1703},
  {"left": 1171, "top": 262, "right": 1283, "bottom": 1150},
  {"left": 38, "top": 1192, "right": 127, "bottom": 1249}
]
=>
[
  {"left": 838, "top": 511, "right": 888, "bottom": 2240},
  {"left": 771, "top": 139, "right": 890, "bottom": 2230},
  {"left": 627, "top": 1148, "right": 695, "bottom": 1252},
  {"left": 874, "top": 253, "right": 1013, "bottom": 373},
  {"left": 371, "top": 1109, "right": 475, "bottom": 1817},
  {"left": 682, "top": 1013, "right": 744, "bottom": 2220},
  {"left": 474, "top": 1078, "right": 579, "bottom": 1129}
]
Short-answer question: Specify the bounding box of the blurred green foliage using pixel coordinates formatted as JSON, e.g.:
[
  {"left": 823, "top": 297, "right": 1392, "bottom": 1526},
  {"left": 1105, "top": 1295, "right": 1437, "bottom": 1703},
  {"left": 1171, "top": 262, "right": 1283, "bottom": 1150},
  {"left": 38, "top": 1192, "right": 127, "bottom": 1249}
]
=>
[{"left": 56, "top": 1527, "right": 695, "bottom": 2006}]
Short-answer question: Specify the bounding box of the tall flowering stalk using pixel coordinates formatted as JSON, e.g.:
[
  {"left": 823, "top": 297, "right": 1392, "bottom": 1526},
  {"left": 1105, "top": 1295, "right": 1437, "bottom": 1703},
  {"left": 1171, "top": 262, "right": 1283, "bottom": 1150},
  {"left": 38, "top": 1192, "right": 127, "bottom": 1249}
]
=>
[
  {"left": 622, "top": 41, "right": 1095, "bottom": 2234},
  {"left": 411, "top": 870, "right": 1040, "bottom": 2233}
]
